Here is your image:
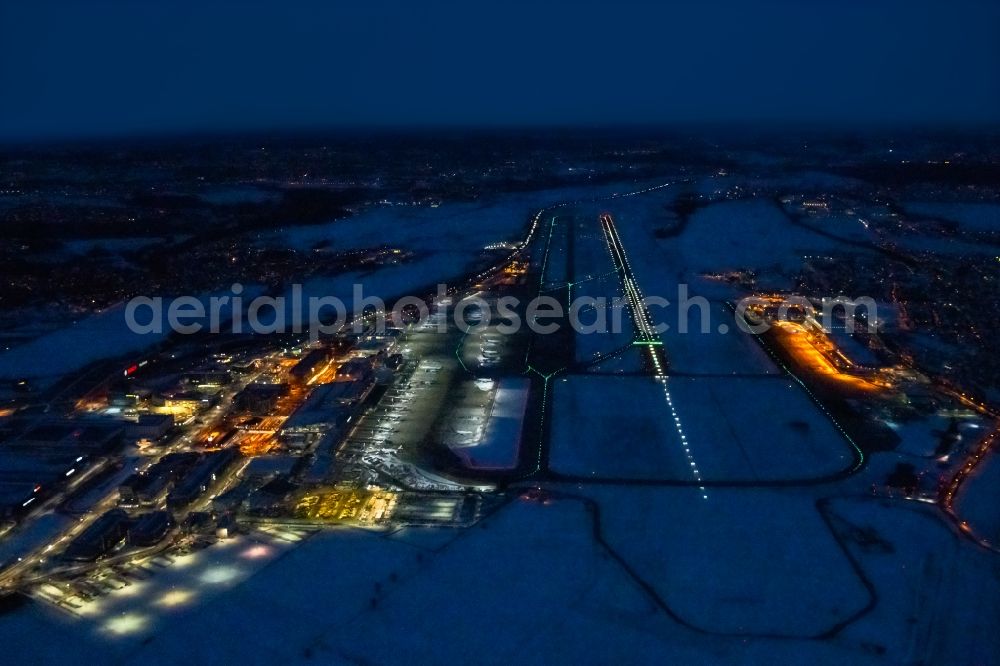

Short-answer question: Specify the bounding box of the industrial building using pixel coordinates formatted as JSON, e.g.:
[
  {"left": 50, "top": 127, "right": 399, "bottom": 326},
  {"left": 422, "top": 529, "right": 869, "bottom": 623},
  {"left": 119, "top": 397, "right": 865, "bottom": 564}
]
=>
[
  {"left": 127, "top": 510, "right": 174, "bottom": 547},
  {"left": 0, "top": 420, "right": 121, "bottom": 517},
  {"left": 166, "top": 447, "right": 239, "bottom": 510},
  {"left": 118, "top": 452, "right": 199, "bottom": 508},
  {"left": 124, "top": 413, "right": 174, "bottom": 443},
  {"left": 62, "top": 509, "right": 130, "bottom": 562}
]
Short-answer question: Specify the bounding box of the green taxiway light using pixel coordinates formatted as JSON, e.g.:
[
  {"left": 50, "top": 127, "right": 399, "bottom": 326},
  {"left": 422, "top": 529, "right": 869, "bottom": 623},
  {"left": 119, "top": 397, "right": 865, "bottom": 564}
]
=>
[{"left": 632, "top": 340, "right": 663, "bottom": 346}]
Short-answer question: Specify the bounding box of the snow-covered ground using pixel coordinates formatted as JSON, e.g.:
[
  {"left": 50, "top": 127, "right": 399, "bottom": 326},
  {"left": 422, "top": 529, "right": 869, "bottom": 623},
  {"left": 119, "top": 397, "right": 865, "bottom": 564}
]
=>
[
  {"left": 828, "top": 496, "right": 1000, "bottom": 663},
  {"left": 668, "top": 376, "right": 856, "bottom": 479},
  {"left": 7, "top": 485, "right": 983, "bottom": 664},
  {"left": 0, "top": 493, "right": 878, "bottom": 663},
  {"left": 659, "top": 298, "right": 779, "bottom": 375},
  {"left": 0, "top": 286, "right": 265, "bottom": 388},
  {"left": 1, "top": 484, "right": 996, "bottom": 663},
  {"left": 549, "top": 376, "right": 695, "bottom": 480},
  {"left": 0, "top": 501, "right": 682, "bottom": 664},
  {"left": 890, "top": 414, "right": 987, "bottom": 458},
  {"left": 954, "top": 450, "right": 1000, "bottom": 545},
  {"left": 793, "top": 212, "right": 875, "bottom": 245},
  {"left": 903, "top": 202, "right": 1000, "bottom": 233},
  {"left": 588, "top": 198, "right": 813, "bottom": 375},
  {"left": 266, "top": 179, "right": 680, "bottom": 260},
  {"left": 0, "top": 303, "right": 173, "bottom": 386},
  {"left": 549, "top": 375, "right": 855, "bottom": 482},
  {"left": 590, "top": 485, "right": 871, "bottom": 637},
  {"left": 0, "top": 179, "right": 675, "bottom": 389}
]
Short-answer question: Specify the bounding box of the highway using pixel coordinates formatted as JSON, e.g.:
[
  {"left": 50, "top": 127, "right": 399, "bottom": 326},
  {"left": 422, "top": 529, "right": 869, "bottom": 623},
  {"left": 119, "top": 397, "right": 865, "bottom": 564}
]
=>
[{"left": 939, "top": 422, "right": 1000, "bottom": 552}]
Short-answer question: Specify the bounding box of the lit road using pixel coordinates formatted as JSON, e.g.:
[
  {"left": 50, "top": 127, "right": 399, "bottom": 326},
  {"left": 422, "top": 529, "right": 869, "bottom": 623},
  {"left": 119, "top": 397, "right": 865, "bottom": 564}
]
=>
[{"left": 939, "top": 422, "right": 1000, "bottom": 552}]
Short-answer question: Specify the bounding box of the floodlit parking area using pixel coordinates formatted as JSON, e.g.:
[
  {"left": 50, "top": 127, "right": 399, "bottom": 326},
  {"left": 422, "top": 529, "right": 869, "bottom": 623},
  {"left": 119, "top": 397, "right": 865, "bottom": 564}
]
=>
[
  {"left": 27, "top": 529, "right": 310, "bottom": 643},
  {"left": 391, "top": 493, "right": 479, "bottom": 526},
  {"left": 293, "top": 487, "right": 397, "bottom": 524}
]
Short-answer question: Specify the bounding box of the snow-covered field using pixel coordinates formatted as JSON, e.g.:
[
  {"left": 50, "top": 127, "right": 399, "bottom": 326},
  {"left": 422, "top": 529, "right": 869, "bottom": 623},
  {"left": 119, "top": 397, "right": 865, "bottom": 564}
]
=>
[
  {"left": 659, "top": 299, "right": 779, "bottom": 375},
  {"left": 7, "top": 487, "right": 986, "bottom": 664},
  {"left": 549, "top": 190, "right": 860, "bottom": 483},
  {"left": 549, "top": 375, "right": 855, "bottom": 482},
  {"left": 549, "top": 376, "right": 694, "bottom": 480},
  {"left": 0, "top": 286, "right": 266, "bottom": 387},
  {"left": 668, "top": 376, "right": 856, "bottom": 479},
  {"left": 267, "top": 179, "right": 681, "bottom": 262},
  {"left": 954, "top": 450, "right": 1000, "bottom": 544},
  {"left": 605, "top": 193, "right": 871, "bottom": 294},
  {"left": 590, "top": 198, "right": 815, "bottom": 375},
  {"left": 793, "top": 212, "right": 874, "bottom": 245},
  {"left": 0, "top": 501, "right": 688, "bottom": 664},
  {"left": 0, "top": 303, "right": 173, "bottom": 386},
  {"left": 903, "top": 202, "right": 1000, "bottom": 233},
  {"left": 0, "top": 492, "right": 883, "bottom": 663},
  {"left": 676, "top": 199, "right": 840, "bottom": 279},
  {"left": 590, "top": 485, "right": 871, "bottom": 637},
  {"left": 890, "top": 414, "right": 987, "bottom": 458},
  {"left": 2, "top": 472, "right": 997, "bottom": 663},
  {"left": 827, "top": 496, "right": 1000, "bottom": 663}
]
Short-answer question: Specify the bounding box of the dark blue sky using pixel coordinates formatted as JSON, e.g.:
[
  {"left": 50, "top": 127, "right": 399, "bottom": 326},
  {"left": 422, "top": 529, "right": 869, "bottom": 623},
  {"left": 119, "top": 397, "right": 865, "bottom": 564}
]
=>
[{"left": 1, "top": 0, "right": 998, "bottom": 140}]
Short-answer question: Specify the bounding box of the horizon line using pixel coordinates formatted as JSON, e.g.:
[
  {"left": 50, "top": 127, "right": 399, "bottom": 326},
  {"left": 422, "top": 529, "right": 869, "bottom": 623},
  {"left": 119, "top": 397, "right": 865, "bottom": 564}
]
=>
[{"left": 4, "top": 120, "right": 1000, "bottom": 151}]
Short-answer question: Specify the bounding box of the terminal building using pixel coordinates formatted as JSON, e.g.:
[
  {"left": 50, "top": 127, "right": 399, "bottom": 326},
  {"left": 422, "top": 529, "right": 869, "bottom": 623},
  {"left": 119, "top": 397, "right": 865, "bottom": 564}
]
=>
[
  {"left": 289, "top": 348, "right": 331, "bottom": 384},
  {"left": 279, "top": 373, "right": 374, "bottom": 449},
  {"left": 234, "top": 382, "right": 288, "bottom": 414}
]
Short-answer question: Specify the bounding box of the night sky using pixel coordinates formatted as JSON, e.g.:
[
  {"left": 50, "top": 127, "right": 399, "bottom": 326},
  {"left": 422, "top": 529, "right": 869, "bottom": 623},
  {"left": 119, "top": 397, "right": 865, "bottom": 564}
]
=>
[{"left": 1, "top": 0, "right": 998, "bottom": 140}]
